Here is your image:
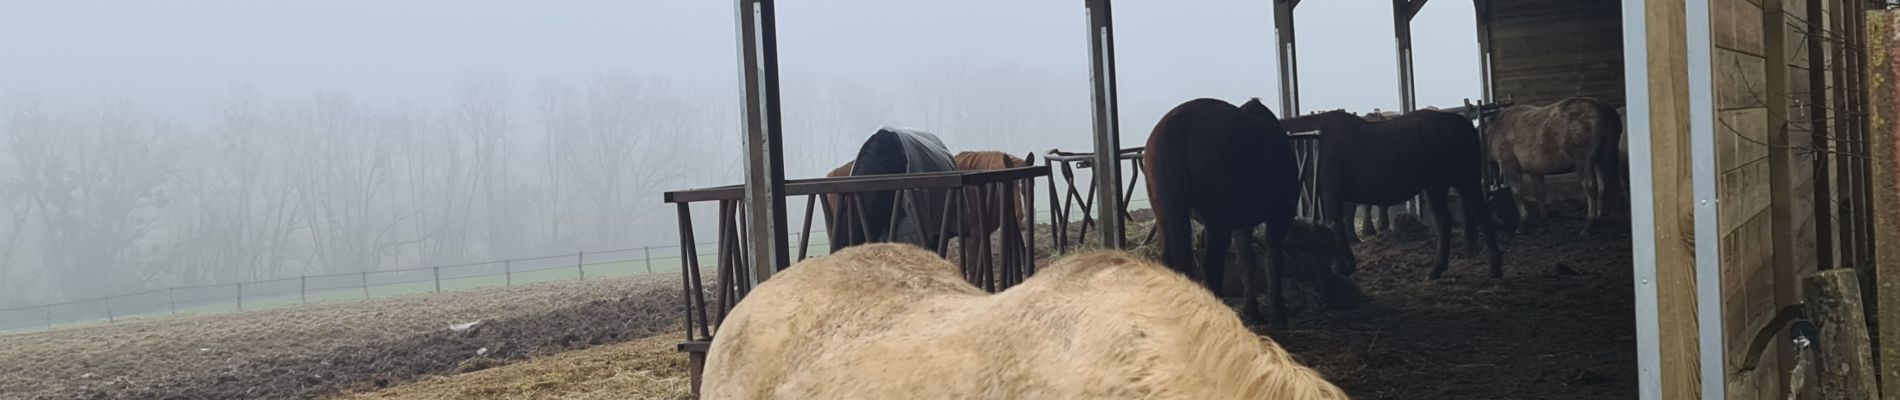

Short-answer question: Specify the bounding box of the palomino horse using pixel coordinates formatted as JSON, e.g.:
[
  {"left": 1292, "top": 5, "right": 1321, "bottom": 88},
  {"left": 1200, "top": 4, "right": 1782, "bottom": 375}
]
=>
[
  {"left": 1281, "top": 109, "right": 1505, "bottom": 279},
  {"left": 1144, "top": 98, "right": 1301, "bottom": 327},
  {"left": 701, "top": 243, "right": 1348, "bottom": 400},
  {"left": 1486, "top": 97, "right": 1624, "bottom": 234}
]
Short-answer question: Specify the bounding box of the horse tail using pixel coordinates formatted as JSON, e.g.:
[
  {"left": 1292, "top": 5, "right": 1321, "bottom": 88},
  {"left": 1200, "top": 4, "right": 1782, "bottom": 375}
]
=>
[
  {"left": 1145, "top": 107, "right": 1199, "bottom": 276},
  {"left": 1586, "top": 100, "right": 1626, "bottom": 203}
]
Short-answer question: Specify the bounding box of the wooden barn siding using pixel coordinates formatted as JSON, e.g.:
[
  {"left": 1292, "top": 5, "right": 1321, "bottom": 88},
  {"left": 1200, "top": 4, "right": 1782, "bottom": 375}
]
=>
[
  {"left": 1488, "top": 0, "right": 1625, "bottom": 108},
  {"left": 1714, "top": 0, "right": 1782, "bottom": 396}
]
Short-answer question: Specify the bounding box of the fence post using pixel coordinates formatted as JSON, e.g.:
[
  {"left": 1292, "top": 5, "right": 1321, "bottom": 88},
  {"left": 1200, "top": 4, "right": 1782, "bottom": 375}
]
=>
[
  {"left": 577, "top": 251, "right": 586, "bottom": 281},
  {"left": 169, "top": 287, "right": 177, "bottom": 316},
  {"left": 361, "top": 272, "right": 369, "bottom": 299},
  {"left": 43, "top": 305, "right": 51, "bottom": 330},
  {"left": 505, "top": 260, "right": 514, "bottom": 286},
  {"left": 236, "top": 282, "right": 244, "bottom": 311},
  {"left": 300, "top": 276, "right": 307, "bottom": 304},
  {"left": 644, "top": 246, "right": 653, "bottom": 273},
  {"left": 433, "top": 266, "right": 442, "bottom": 293},
  {"left": 104, "top": 296, "right": 113, "bottom": 323}
]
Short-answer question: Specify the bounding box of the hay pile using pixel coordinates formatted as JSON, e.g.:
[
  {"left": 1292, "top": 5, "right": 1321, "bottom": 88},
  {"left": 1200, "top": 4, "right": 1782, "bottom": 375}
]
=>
[{"left": 337, "top": 334, "right": 691, "bottom": 400}]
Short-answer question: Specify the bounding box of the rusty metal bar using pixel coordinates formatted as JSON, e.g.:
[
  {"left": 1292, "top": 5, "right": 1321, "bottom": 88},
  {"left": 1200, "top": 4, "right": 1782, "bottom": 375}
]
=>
[{"left": 676, "top": 203, "right": 710, "bottom": 341}]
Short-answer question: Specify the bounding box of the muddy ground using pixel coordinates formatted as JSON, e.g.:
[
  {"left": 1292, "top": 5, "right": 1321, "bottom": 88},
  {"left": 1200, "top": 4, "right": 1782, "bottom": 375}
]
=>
[
  {"left": 2, "top": 197, "right": 1632, "bottom": 400},
  {"left": 1267, "top": 198, "right": 1637, "bottom": 400},
  {"left": 1033, "top": 196, "right": 1634, "bottom": 399},
  {"left": 0, "top": 274, "right": 687, "bottom": 400}
]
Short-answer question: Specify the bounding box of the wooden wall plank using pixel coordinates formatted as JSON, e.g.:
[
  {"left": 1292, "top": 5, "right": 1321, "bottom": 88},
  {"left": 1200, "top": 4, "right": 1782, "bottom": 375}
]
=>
[{"left": 1865, "top": 9, "right": 1900, "bottom": 397}]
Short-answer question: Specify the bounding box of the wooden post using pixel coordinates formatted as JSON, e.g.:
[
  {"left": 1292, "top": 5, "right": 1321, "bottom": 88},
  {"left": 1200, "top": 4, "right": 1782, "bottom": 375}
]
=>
[
  {"left": 505, "top": 259, "right": 513, "bottom": 286},
  {"left": 645, "top": 246, "right": 654, "bottom": 273},
  {"left": 1865, "top": 10, "right": 1900, "bottom": 396},
  {"left": 1803, "top": 269, "right": 1881, "bottom": 399},
  {"left": 577, "top": 251, "right": 586, "bottom": 281},
  {"left": 361, "top": 272, "right": 369, "bottom": 299},
  {"left": 169, "top": 287, "right": 178, "bottom": 315},
  {"left": 433, "top": 266, "right": 441, "bottom": 293},
  {"left": 44, "top": 305, "right": 51, "bottom": 329},
  {"left": 236, "top": 282, "right": 243, "bottom": 311},
  {"left": 104, "top": 297, "right": 113, "bottom": 323},
  {"left": 299, "top": 276, "right": 307, "bottom": 304}
]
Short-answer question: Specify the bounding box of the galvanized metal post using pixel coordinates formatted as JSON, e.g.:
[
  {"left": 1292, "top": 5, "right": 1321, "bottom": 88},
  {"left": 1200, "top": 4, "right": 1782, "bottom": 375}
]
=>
[
  {"left": 736, "top": 0, "right": 791, "bottom": 284},
  {"left": 433, "top": 266, "right": 441, "bottom": 293},
  {"left": 43, "top": 305, "right": 51, "bottom": 329},
  {"left": 644, "top": 246, "right": 654, "bottom": 273},
  {"left": 299, "top": 276, "right": 307, "bottom": 304},
  {"left": 361, "top": 272, "right": 369, "bottom": 299},
  {"left": 104, "top": 296, "right": 113, "bottom": 323},
  {"left": 1392, "top": 0, "right": 1419, "bottom": 113},
  {"left": 1274, "top": 0, "right": 1302, "bottom": 116},
  {"left": 1085, "top": 0, "right": 1125, "bottom": 249},
  {"left": 505, "top": 259, "right": 514, "bottom": 286},
  {"left": 236, "top": 283, "right": 244, "bottom": 311},
  {"left": 1619, "top": 0, "right": 1660, "bottom": 397},
  {"left": 169, "top": 287, "right": 177, "bottom": 315},
  {"left": 577, "top": 251, "right": 586, "bottom": 281}
]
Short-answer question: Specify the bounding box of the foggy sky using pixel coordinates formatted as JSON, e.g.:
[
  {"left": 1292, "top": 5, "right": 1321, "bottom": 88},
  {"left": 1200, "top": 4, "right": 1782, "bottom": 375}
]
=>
[{"left": 0, "top": 0, "right": 1482, "bottom": 148}]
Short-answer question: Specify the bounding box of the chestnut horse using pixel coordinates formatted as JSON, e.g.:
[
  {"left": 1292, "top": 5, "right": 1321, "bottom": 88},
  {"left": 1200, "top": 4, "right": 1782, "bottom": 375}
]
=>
[
  {"left": 1144, "top": 98, "right": 1301, "bottom": 327},
  {"left": 1281, "top": 109, "right": 1504, "bottom": 279},
  {"left": 1486, "top": 97, "right": 1624, "bottom": 234}
]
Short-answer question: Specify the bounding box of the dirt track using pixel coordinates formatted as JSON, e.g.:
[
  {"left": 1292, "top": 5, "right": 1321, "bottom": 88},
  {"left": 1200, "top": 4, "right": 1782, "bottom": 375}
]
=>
[{"left": 0, "top": 274, "right": 687, "bottom": 400}]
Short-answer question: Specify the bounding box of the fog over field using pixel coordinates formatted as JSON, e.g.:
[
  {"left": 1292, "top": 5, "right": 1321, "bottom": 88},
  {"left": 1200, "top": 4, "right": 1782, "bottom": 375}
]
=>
[{"left": 0, "top": 0, "right": 1480, "bottom": 309}]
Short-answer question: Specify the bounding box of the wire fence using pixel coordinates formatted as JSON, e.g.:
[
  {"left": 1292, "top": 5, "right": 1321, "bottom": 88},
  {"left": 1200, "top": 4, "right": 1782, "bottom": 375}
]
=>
[{"left": 0, "top": 195, "right": 1150, "bottom": 336}]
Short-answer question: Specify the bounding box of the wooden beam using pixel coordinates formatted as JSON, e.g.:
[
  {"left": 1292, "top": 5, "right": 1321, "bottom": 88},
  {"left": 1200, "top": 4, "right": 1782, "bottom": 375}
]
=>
[
  {"left": 1085, "top": 0, "right": 1125, "bottom": 249},
  {"left": 1761, "top": 0, "right": 1798, "bottom": 395},
  {"left": 1626, "top": 0, "right": 1716, "bottom": 396},
  {"left": 1809, "top": 0, "right": 1836, "bottom": 271},
  {"left": 1804, "top": 268, "right": 1882, "bottom": 399},
  {"left": 1866, "top": 9, "right": 1900, "bottom": 397}
]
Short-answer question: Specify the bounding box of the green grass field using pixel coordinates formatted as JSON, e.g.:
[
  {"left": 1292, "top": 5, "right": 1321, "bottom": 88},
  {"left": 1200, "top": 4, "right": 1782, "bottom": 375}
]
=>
[{"left": 5, "top": 197, "right": 1141, "bottom": 336}]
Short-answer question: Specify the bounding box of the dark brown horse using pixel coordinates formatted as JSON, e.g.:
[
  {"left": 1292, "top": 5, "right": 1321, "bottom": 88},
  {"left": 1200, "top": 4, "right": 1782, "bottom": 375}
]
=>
[
  {"left": 1281, "top": 109, "right": 1504, "bottom": 279},
  {"left": 1144, "top": 98, "right": 1301, "bottom": 327}
]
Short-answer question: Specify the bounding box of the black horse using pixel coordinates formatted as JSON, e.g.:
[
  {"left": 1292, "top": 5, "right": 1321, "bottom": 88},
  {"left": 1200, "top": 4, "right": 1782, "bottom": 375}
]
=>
[
  {"left": 1281, "top": 109, "right": 1505, "bottom": 279},
  {"left": 1144, "top": 98, "right": 1301, "bottom": 327}
]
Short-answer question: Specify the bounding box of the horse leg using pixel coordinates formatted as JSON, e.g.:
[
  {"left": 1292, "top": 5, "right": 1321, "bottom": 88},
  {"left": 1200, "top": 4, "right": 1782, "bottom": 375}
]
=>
[
  {"left": 1344, "top": 204, "right": 1363, "bottom": 243},
  {"left": 1456, "top": 182, "right": 1507, "bottom": 278},
  {"left": 1259, "top": 223, "right": 1291, "bottom": 329},
  {"left": 1323, "top": 196, "right": 1357, "bottom": 276},
  {"left": 1377, "top": 205, "right": 1391, "bottom": 234},
  {"left": 1202, "top": 228, "right": 1234, "bottom": 299},
  {"left": 1156, "top": 199, "right": 1199, "bottom": 283},
  {"left": 1425, "top": 189, "right": 1457, "bottom": 279},
  {"left": 1463, "top": 195, "right": 1481, "bottom": 259},
  {"left": 1530, "top": 173, "right": 1548, "bottom": 233},
  {"left": 1579, "top": 160, "right": 1602, "bottom": 236}
]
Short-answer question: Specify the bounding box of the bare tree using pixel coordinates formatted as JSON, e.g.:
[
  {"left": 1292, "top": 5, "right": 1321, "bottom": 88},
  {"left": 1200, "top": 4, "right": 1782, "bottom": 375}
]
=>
[
  {"left": 3, "top": 99, "right": 180, "bottom": 299},
  {"left": 552, "top": 73, "right": 694, "bottom": 249},
  {"left": 285, "top": 93, "right": 418, "bottom": 273}
]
